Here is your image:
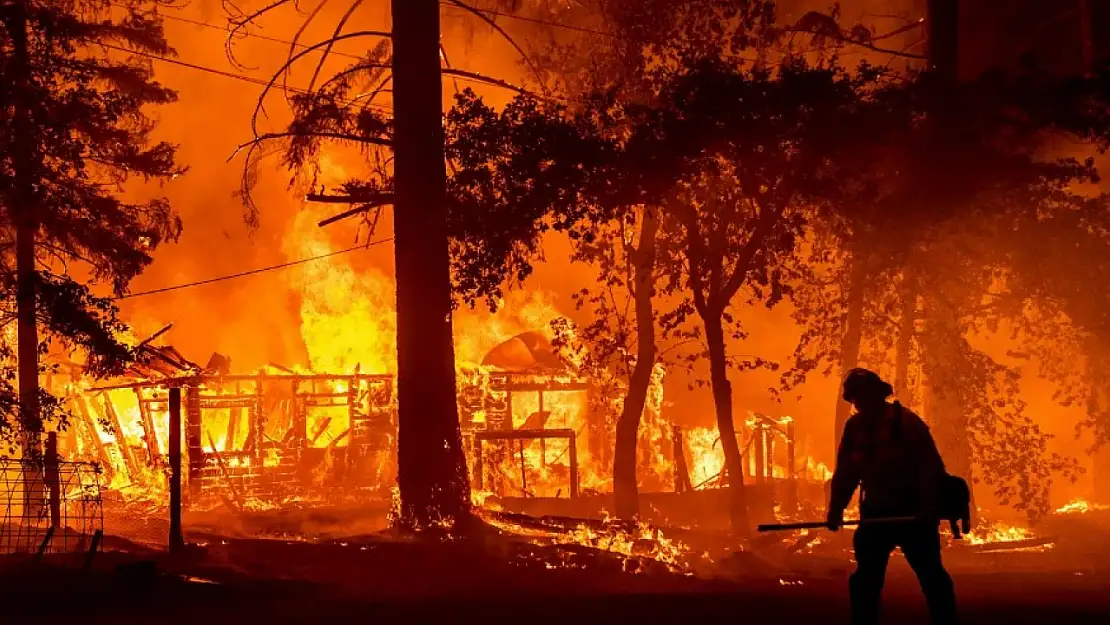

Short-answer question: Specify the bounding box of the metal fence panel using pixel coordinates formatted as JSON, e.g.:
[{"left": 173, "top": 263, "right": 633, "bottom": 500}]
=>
[{"left": 0, "top": 459, "right": 104, "bottom": 555}]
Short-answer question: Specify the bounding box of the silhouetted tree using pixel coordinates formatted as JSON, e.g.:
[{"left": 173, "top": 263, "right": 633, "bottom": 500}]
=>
[
  {"left": 0, "top": 0, "right": 183, "bottom": 457},
  {"left": 229, "top": 1, "right": 621, "bottom": 526}
]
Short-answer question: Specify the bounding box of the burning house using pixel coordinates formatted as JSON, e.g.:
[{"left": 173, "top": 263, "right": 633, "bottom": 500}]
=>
[
  {"left": 44, "top": 323, "right": 829, "bottom": 523},
  {"left": 50, "top": 331, "right": 398, "bottom": 511},
  {"left": 460, "top": 331, "right": 595, "bottom": 500}
]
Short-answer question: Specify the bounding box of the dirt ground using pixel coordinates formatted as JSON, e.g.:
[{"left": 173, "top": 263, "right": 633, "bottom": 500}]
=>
[{"left": 3, "top": 533, "right": 1109, "bottom": 625}]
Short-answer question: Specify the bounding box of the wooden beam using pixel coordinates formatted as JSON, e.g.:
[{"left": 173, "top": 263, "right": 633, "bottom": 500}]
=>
[
  {"left": 72, "top": 395, "right": 111, "bottom": 472},
  {"left": 100, "top": 392, "right": 140, "bottom": 480}
]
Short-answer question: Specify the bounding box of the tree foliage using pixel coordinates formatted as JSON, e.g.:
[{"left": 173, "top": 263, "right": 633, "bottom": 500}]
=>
[
  {"left": 780, "top": 66, "right": 1110, "bottom": 521},
  {"left": 0, "top": 0, "right": 183, "bottom": 447}
]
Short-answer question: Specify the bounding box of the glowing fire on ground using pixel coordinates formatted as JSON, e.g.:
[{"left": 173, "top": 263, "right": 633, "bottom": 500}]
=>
[
  {"left": 482, "top": 511, "right": 691, "bottom": 573},
  {"left": 964, "top": 523, "right": 1032, "bottom": 546},
  {"left": 1055, "top": 499, "right": 1109, "bottom": 515}
]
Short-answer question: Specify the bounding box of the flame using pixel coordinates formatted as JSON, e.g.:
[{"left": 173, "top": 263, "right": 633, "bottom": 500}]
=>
[
  {"left": 806, "top": 457, "right": 833, "bottom": 482},
  {"left": 681, "top": 415, "right": 827, "bottom": 489},
  {"left": 685, "top": 426, "right": 726, "bottom": 487},
  {"left": 49, "top": 147, "right": 832, "bottom": 518},
  {"left": 1055, "top": 498, "right": 1109, "bottom": 514},
  {"left": 482, "top": 512, "right": 690, "bottom": 573},
  {"left": 964, "top": 521, "right": 1032, "bottom": 545}
]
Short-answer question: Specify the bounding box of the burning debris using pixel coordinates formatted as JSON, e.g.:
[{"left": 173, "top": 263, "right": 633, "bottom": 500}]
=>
[
  {"left": 1056, "top": 499, "right": 1110, "bottom": 515},
  {"left": 34, "top": 319, "right": 849, "bottom": 559}
]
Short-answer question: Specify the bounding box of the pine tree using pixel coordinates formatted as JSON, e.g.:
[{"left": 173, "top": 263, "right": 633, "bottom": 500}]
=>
[{"left": 0, "top": 0, "right": 183, "bottom": 455}]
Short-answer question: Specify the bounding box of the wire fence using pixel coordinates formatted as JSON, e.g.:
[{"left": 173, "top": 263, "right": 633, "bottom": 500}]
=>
[{"left": 0, "top": 457, "right": 104, "bottom": 555}]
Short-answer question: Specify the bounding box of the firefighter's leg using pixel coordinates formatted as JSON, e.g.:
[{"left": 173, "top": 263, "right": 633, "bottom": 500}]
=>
[
  {"left": 901, "top": 524, "right": 959, "bottom": 625},
  {"left": 849, "top": 525, "right": 894, "bottom": 625}
]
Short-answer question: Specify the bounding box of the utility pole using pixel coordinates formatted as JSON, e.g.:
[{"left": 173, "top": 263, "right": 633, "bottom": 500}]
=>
[{"left": 390, "top": 0, "right": 471, "bottom": 528}]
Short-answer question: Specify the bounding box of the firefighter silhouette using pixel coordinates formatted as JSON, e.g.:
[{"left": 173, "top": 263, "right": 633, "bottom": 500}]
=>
[{"left": 826, "top": 368, "right": 960, "bottom": 625}]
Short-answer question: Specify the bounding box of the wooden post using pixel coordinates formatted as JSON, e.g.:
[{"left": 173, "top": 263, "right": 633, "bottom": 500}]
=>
[
  {"left": 753, "top": 422, "right": 766, "bottom": 485},
  {"left": 473, "top": 437, "right": 484, "bottom": 491},
  {"left": 224, "top": 380, "right": 242, "bottom": 451},
  {"left": 569, "top": 434, "right": 579, "bottom": 499},
  {"left": 185, "top": 385, "right": 204, "bottom": 495},
  {"left": 766, "top": 430, "right": 775, "bottom": 481},
  {"left": 168, "top": 387, "right": 184, "bottom": 553},
  {"left": 672, "top": 425, "right": 693, "bottom": 494},
  {"left": 786, "top": 419, "right": 797, "bottom": 513},
  {"left": 45, "top": 432, "right": 60, "bottom": 529},
  {"left": 135, "top": 387, "right": 161, "bottom": 463},
  {"left": 250, "top": 373, "right": 265, "bottom": 462}
]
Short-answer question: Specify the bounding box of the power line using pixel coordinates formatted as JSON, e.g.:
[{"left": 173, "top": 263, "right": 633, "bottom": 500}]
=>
[
  {"left": 97, "top": 41, "right": 270, "bottom": 89},
  {"left": 116, "top": 238, "right": 393, "bottom": 300},
  {"left": 144, "top": 0, "right": 616, "bottom": 42},
  {"left": 95, "top": 40, "right": 395, "bottom": 112},
  {"left": 439, "top": 2, "right": 616, "bottom": 39},
  {"left": 110, "top": 2, "right": 535, "bottom": 95},
  {"left": 111, "top": 2, "right": 368, "bottom": 61}
]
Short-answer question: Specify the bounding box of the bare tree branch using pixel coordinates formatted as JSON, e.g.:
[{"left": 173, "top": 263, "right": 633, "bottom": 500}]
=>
[
  {"left": 307, "top": 0, "right": 368, "bottom": 93},
  {"left": 229, "top": 131, "right": 391, "bottom": 163},
  {"left": 444, "top": 0, "right": 549, "bottom": 94},
  {"left": 249, "top": 30, "right": 392, "bottom": 142},
  {"left": 224, "top": 0, "right": 298, "bottom": 70},
  {"left": 307, "top": 191, "right": 395, "bottom": 204},
  {"left": 315, "top": 198, "right": 396, "bottom": 228}
]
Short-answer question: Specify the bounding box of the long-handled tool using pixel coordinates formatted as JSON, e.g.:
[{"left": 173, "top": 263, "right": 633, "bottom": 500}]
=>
[
  {"left": 758, "top": 516, "right": 918, "bottom": 532},
  {"left": 761, "top": 475, "right": 974, "bottom": 537}
]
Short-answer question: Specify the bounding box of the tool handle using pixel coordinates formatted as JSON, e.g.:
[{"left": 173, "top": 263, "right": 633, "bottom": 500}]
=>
[{"left": 757, "top": 516, "right": 918, "bottom": 532}]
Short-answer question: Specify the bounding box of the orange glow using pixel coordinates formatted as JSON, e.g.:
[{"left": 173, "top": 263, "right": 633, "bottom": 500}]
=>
[{"left": 25, "top": 1, "right": 1098, "bottom": 552}]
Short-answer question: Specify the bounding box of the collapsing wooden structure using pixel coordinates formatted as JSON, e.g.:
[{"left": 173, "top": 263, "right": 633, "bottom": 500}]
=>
[
  {"left": 456, "top": 330, "right": 621, "bottom": 499},
  {"left": 80, "top": 370, "right": 397, "bottom": 506},
  {"left": 108, "top": 370, "right": 392, "bottom": 503},
  {"left": 462, "top": 370, "right": 593, "bottom": 499}
]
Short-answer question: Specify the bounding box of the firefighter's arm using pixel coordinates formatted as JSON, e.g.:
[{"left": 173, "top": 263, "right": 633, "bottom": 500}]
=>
[{"left": 827, "top": 422, "right": 860, "bottom": 527}]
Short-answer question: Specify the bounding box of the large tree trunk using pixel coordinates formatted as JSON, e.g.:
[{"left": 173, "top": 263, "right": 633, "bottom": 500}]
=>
[
  {"left": 17, "top": 223, "right": 40, "bottom": 448},
  {"left": 9, "top": 1, "right": 44, "bottom": 516},
  {"left": 1086, "top": 350, "right": 1110, "bottom": 504},
  {"left": 613, "top": 208, "right": 659, "bottom": 519},
  {"left": 922, "top": 307, "right": 974, "bottom": 509},
  {"left": 833, "top": 250, "right": 866, "bottom": 459},
  {"left": 391, "top": 0, "right": 471, "bottom": 529},
  {"left": 703, "top": 311, "right": 749, "bottom": 536},
  {"left": 894, "top": 280, "right": 917, "bottom": 401}
]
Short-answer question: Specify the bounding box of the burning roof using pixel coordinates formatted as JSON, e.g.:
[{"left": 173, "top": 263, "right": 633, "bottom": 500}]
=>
[{"left": 481, "top": 331, "right": 568, "bottom": 373}]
